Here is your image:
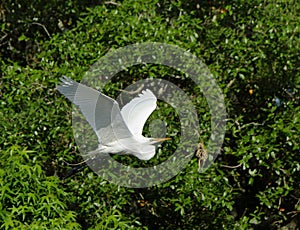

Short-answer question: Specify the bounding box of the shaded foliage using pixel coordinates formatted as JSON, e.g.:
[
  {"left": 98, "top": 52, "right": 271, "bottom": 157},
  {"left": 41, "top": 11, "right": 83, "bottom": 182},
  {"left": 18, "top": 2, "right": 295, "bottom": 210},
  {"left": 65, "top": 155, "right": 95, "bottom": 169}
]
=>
[{"left": 1, "top": 0, "right": 299, "bottom": 229}]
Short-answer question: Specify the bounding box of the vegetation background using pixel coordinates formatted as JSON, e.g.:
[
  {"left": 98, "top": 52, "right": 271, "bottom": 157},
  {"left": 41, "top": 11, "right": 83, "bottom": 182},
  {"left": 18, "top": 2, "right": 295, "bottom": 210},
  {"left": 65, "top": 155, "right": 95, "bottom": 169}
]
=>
[{"left": 1, "top": 0, "right": 299, "bottom": 229}]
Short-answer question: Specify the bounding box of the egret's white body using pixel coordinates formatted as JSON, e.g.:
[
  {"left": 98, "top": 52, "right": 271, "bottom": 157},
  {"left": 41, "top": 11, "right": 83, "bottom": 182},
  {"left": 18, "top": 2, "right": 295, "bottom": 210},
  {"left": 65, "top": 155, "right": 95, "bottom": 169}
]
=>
[{"left": 58, "top": 76, "right": 169, "bottom": 161}]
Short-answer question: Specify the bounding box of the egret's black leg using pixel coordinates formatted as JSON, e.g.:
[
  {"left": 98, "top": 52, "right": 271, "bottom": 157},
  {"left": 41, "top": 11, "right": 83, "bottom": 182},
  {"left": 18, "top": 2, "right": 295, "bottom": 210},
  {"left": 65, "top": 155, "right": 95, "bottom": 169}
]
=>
[{"left": 62, "top": 158, "right": 94, "bottom": 180}]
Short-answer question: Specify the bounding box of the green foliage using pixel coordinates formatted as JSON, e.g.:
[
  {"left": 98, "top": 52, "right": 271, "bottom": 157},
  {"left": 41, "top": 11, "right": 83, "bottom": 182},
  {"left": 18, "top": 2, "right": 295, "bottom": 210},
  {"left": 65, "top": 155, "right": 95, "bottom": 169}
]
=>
[
  {"left": 0, "top": 146, "right": 80, "bottom": 229},
  {"left": 0, "top": 0, "right": 104, "bottom": 65},
  {"left": 1, "top": 0, "right": 299, "bottom": 229}
]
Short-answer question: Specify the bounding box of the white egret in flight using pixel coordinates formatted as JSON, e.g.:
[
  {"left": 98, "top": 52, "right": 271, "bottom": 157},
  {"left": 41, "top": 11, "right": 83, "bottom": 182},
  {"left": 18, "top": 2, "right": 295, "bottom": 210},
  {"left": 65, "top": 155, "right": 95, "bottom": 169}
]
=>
[{"left": 57, "top": 76, "right": 170, "bottom": 165}]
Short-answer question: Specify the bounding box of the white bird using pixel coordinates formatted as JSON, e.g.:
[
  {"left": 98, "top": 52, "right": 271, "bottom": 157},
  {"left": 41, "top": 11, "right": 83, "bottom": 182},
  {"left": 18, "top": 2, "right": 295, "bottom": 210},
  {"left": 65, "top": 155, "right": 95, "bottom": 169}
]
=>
[{"left": 57, "top": 76, "right": 170, "bottom": 162}]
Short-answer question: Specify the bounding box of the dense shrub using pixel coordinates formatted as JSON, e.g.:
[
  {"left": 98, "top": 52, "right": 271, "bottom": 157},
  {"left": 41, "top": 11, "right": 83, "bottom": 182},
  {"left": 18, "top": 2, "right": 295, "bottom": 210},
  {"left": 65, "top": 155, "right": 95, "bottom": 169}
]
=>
[
  {"left": 1, "top": 0, "right": 299, "bottom": 229},
  {"left": 0, "top": 0, "right": 102, "bottom": 65},
  {"left": 0, "top": 146, "right": 80, "bottom": 229}
]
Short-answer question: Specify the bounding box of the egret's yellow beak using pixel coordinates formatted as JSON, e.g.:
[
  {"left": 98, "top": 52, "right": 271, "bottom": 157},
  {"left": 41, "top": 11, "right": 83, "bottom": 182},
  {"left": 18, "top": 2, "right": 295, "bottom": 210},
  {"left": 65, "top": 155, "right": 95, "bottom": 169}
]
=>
[{"left": 154, "top": 137, "right": 171, "bottom": 142}]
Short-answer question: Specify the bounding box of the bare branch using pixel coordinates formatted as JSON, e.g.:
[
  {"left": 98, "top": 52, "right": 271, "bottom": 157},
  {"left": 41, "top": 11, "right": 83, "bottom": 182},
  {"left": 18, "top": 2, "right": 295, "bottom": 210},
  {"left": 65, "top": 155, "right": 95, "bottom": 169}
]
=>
[{"left": 31, "top": 22, "right": 51, "bottom": 39}]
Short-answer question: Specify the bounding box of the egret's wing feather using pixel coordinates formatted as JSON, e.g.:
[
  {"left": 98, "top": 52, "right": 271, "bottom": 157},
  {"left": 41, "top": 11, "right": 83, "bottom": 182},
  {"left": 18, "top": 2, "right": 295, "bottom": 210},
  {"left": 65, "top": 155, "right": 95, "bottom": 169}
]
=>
[
  {"left": 121, "top": 89, "right": 157, "bottom": 136},
  {"left": 57, "top": 76, "right": 133, "bottom": 145}
]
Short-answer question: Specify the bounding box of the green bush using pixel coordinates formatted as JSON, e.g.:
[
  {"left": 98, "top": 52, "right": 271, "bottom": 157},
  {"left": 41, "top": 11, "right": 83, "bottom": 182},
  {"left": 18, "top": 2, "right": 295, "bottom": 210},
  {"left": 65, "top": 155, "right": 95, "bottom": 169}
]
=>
[
  {"left": 0, "top": 146, "right": 80, "bottom": 229},
  {"left": 0, "top": 0, "right": 104, "bottom": 65},
  {"left": 1, "top": 0, "right": 299, "bottom": 229}
]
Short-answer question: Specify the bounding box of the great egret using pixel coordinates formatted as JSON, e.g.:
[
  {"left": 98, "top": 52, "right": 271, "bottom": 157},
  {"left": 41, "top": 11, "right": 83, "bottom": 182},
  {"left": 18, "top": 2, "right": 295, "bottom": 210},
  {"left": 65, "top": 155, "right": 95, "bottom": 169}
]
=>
[{"left": 57, "top": 76, "right": 170, "bottom": 164}]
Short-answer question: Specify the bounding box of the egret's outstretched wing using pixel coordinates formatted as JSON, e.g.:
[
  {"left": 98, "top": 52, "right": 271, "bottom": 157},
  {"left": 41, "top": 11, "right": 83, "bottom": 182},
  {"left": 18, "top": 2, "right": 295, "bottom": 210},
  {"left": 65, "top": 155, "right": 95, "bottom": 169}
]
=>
[
  {"left": 121, "top": 89, "right": 157, "bottom": 136},
  {"left": 57, "top": 76, "right": 133, "bottom": 145}
]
